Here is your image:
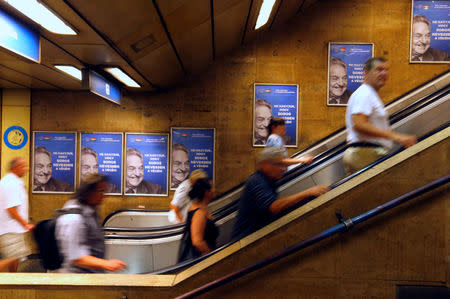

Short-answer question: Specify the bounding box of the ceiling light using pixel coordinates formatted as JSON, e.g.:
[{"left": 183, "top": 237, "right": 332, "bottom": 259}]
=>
[
  {"left": 255, "top": 0, "right": 276, "bottom": 30},
  {"left": 55, "top": 65, "right": 82, "bottom": 80},
  {"left": 104, "top": 67, "right": 141, "bottom": 88},
  {"left": 4, "top": 0, "right": 76, "bottom": 35}
]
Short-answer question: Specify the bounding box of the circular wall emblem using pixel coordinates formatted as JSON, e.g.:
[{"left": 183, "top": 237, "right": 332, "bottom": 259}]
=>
[{"left": 3, "top": 126, "right": 28, "bottom": 150}]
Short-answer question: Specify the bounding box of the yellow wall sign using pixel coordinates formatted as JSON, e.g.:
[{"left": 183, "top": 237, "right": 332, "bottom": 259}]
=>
[{"left": 3, "top": 125, "right": 28, "bottom": 150}]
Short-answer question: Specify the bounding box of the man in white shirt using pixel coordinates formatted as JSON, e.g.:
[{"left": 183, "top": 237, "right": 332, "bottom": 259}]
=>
[
  {"left": 0, "top": 158, "right": 34, "bottom": 272},
  {"left": 343, "top": 57, "right": 417, "bottom": 175},
  {"left": 168, "top": 169, "right": 208, "bottom": 224}
]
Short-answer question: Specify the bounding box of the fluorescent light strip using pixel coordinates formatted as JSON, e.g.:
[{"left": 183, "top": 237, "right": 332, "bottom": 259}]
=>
[
  {"left": 55, "top": 65, "right": 82, "bottom": 80},
  {"left": 105, "top": 67, "right": 141, "bottom": 88},
  {"left": 255, "top": 0, "right": 276, "bottom": 30},
  {"left": 4, "top": 0, "right": 76, "bottom": 35}
]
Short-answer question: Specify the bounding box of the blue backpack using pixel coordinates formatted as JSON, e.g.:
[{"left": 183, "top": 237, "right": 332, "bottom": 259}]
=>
[{"left": 33, "top": 208, "right": 81, "bottom": 270}]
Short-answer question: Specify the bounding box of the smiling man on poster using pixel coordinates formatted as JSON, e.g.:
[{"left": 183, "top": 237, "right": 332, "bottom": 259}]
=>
[
  {"left": 411, "top": 14, "right": 449, "bottom": 62},
  {"left": 125, "top": 148, "right": 165, "bottom": 195},
  {"left": 80, "top": 147, "right": 120, "bottom": 194},
  {"left": 33, "top": 146, "right": 72, "bottom": 192}
]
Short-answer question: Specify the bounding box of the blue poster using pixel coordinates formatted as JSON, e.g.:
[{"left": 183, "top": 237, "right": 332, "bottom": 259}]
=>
[
  {"left": 32, "top": 132, "right": 76, "bottom": 193},
  {"left": 411, "top": 0, "right": 450, "bottom": 63},
  {"left": 254, "top": 84, "right": 298, "bottom": 147},
  {"left": 170, "top": 128, "right": 215, "bottom": 190},
  {"left": 125, "top": 133, "right": 168, "bottom": 196},
  {"left": 328, "top": 43, "right": 374, "bottom": 106},
  {"left": 80, "top": 133, "right": 123, "bottom": 195}
]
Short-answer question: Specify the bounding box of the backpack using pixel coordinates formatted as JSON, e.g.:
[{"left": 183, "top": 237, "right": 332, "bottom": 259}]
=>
[{"left": 33, "top": 208, "right": 82, "bottom": 270}]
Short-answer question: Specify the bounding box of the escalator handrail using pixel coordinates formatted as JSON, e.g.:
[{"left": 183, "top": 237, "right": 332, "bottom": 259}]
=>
[
  {"left": 176, "top": 174, "right": 450, "bottom": 298},
  {"left": 101, "top": 72, "right": 449, "bottom": 226},
  {"left": 102, "top": 208, "right": 169, "bottom": 226},
  {"left": 387, "top": 85, "right": 450, "bottom": 121},
  {"left": 104, "top": 223, "right": 184, "bottom": 233}
]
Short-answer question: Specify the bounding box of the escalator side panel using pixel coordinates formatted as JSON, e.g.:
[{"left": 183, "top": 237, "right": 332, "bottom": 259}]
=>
[
  {"left": 106, "top": 242, "right": 154, "bottom": 274},
  {"left": 104, "top": 211, "right": 171, "bottom": 228}
]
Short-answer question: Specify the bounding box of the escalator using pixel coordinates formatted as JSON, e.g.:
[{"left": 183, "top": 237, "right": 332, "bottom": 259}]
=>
[
  {"left": 103, "top": 70, "right": 449, "bottom": 231},
  {"left": 103, "top": 73, "right": 450, "bottom": 274}
]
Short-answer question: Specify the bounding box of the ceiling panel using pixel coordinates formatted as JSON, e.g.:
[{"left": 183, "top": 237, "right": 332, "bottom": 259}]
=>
[
  {"left": 302, "top": 0, "right": 319, "bottom": 11},
  {"left": 214, "top": 0, "right": 246, "bottom": 13},
  {"left": 271, "top": 0, "right": 304, "bottom": 29},
  {"left": 0, "top": 77, "right": 27, "bottom": 88},
  {"left": 63, "top": 0, "right": 168, "bottom": 62},
  {"left": 134, "top": 43, "right": 184, "bottom": 88},
  {"left": 116, "top": 22, "right": 169, "bottom": 63},
  {"left": 39, "top": 0, "right": 113, "bottom": 46},
  {"left": 161, "top": 0, "right": 210, "bottom": 37},
  {"left": 60, "top": 0, "right": 160, "bottom": 42},
  {"left": 0, "top": 64, "right": 60, "bottom": 89},
  {"left": 161, "top": 0, "right": 212, "bottom": 74},
  {"left": 40, "top": 39, "right": 84, "bottom": 69},
  {"left": 60, "top": 44, "right": 123, "bottom": 65},
  {"left": 0, "top": 59, "right": 83, "bottom": 90},
  {"left": 214, "top": 0, "right": 251, "bottom": 57},
  {"left": 173, "top": 20, "right": 213, "bottom": 74},
  {"left": 0, "top": 40, "right": 83, "bottom": 90}
]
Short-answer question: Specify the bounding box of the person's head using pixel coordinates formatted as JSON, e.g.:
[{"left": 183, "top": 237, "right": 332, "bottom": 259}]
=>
[
  {"left": 268, "top": 117, "right": 286, "bottom": 136},
  {"left": 329, "top": 57, "right": 348, "bottom": 98},
  {"left": 189, "top": 169, "right": 208, "bottom": 185},
  {"left": 34, "top": 146, "right": 52, "bottom": 186},
  {"left": 8, "top": 157, "right": 28, "bottom": 177},
  {"left": 126, "top": 148, "right": 144, "bottom": 188},
  {"left": 363, "top": 57, "right": 389, "bottom": 91},
  {"left": 172, "top": 143, "right": 190, "bottom": 185},
  {"left": 254, "top": 99, "right": 273, "bottom": 141},
  {"left": 412, "top": 15, "right": 431, "bottom": 57},
  {"left": 81, "top": 147, "right": 98, "bottom": 183},
  {"left": 257, "top": 147, "right": 287, "bottom": 181},
  {"left": 188, "top": 178, "right": 215, "bottom": 204},
  {"left": 75, "top": 173, "right": 109, "bottom": 207}
]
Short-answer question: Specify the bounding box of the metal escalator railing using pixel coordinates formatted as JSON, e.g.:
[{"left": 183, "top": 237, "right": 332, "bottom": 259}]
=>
[{"left": 176, "top": 174, "right": 450, "bottom": 299}]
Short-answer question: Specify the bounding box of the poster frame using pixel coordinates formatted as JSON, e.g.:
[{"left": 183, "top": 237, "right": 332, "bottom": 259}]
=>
[
  {"left": 253, "top": 83, "right": 299, "bottom": 147},
  {"left": 124, "top": 132, "right": 169, "bottom": 197},
  {"left": 79, "top": 132, "right": 123, "bottom": 195},
  {"left": 410, "top": 0, "right": 450, "bottom": 64},
  {"left": 169, "top": 127, "right": 216, "bottom": 191},
  {"left": 327, "top": 42, "right": 374, "bottom": 107},
  {"left": 32, "top": 131, "right": 77, "bottom": 194}
]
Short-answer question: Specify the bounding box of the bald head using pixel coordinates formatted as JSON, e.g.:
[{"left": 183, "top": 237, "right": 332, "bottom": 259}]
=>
[{"left": 9, "top": 157, "right": 28, "bottom": 177}]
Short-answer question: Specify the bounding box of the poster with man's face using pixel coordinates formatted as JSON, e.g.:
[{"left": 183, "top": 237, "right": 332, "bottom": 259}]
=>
[
  {"left": 32, "top": 132, "right": 76, "bottom": 193},
  {"left": 253, "top": 84, "right": 298, "bottom": 147},
  {"left": 170, "top": 128, "right": 215, "bottom": 190},
  {"left": 410, "top": 0, "right": 450, "bottom": 63},
  {"left": 125, "top": 133, "right": 168, "bottom": 196},
  {"left": 79, "top": 132, "right": 123, "bottom": 195},
  {"left": 327, "top": 43, "right": 374, "bottom": 106}
]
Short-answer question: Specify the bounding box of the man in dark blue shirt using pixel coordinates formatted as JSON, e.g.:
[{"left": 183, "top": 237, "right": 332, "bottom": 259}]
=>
[{"left": 232, "top": 147, "right": 329, "bottom": 240}]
